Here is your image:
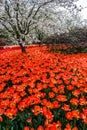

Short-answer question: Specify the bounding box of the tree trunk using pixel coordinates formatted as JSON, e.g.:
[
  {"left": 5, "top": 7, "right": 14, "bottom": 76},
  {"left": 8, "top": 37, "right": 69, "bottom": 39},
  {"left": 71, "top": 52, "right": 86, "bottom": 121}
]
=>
[
  {"left": 18, "top": 37, "right": 26, "bottom": 53},
  {"left": 19, "top": 43, "right": 26, "bottom": 53}
]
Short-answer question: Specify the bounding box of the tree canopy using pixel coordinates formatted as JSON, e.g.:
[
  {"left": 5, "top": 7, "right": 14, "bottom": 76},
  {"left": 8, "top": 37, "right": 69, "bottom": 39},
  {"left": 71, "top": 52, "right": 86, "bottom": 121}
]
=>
[{"left": 0, "top": 0, "right": 79, "bottom": 41}]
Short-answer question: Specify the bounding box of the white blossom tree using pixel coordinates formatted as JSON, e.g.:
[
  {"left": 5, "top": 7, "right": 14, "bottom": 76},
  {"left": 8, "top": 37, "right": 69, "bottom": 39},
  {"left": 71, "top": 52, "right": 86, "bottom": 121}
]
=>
[{"left": 0, "top": 0, "right": 78, "bottom": 52}]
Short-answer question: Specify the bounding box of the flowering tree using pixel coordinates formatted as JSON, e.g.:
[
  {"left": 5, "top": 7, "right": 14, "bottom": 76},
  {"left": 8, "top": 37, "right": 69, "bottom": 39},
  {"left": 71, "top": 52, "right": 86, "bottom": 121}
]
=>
[{"left": 0, "top": 0, "right": 78, "bottom": 52}]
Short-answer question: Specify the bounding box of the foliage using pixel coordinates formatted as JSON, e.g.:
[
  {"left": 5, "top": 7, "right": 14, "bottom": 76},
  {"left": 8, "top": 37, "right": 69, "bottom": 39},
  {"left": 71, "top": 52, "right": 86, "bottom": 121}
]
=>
[
  {"left": 59, "top": 27, "right": 87, "bottom": 46},
  {"left": 34, "top": 28, "right": 48, "bottom": 43},
  {"left": 69, "top": 27, "right": 87, "bottom": 45},
  {"left": 0, "top": 29, "right": 14, "bottom": 45},
  {"left": 44, "top": 27, "right": 87, "bottom": 47},
  {"left": 51, "top": 46, "right": 87, "bottom": 54},
  {"left": 43, "top": 33, "right": 58, "bottom": 44}
]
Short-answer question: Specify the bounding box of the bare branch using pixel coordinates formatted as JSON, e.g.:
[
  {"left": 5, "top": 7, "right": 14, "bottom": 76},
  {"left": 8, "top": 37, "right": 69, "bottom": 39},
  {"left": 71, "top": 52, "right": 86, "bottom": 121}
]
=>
[
  {"left": 27, "top": 4, "right": 35, "bottom": 19},
  {"left": 32, "top": 0, "right": 54, "bottom": 18},
  {"left": 0, "top": 22, "right": 14, "bottom": 34}
]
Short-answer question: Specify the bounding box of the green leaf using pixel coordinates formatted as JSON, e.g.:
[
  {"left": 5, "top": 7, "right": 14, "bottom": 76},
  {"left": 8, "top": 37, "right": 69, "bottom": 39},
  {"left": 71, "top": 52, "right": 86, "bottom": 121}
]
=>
[
  {"left": 43, "top": 87, "right": 52, "bottom": 94},
  {"left": 6, "top": 80, "right": 12, "bottom": 87},
  {"left": 32, "top": 113, "right": 45, "bottom": 129}
]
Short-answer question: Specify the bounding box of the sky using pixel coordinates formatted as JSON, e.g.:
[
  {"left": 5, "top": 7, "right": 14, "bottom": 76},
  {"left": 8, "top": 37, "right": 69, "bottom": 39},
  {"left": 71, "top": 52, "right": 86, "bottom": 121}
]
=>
[{"left": 76, "top": 0, "right": 87, "bottom": 19}]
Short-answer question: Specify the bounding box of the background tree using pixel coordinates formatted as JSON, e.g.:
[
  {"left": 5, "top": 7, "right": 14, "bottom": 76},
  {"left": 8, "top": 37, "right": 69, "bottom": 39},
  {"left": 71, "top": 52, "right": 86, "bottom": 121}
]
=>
[
  {"left": 0, "top": 0, "right": 78, "bottom": 52},
  {"left": 34, "top": 5, "right": 82, "bottom": 45}
]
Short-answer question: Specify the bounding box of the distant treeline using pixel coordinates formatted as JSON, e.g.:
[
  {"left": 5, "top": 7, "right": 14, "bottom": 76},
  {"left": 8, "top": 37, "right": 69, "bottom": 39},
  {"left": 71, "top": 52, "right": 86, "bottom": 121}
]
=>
[
  {"left": 0, "top": 27, "right": 87, "bottom": 47},
  {"left": 43, "top": 27, "right": 87, "bottom": 47}
]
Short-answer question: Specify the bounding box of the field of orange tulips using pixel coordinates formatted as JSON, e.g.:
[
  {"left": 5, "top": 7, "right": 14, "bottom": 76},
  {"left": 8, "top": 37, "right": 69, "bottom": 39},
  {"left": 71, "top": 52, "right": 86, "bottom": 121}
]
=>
[{"left": 0, "top": 45, "right": 87, "bottom": 130}]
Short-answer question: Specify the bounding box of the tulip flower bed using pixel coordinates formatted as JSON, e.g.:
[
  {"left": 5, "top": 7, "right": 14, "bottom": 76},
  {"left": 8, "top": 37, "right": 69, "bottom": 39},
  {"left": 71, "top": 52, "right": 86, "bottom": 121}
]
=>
[{"left": 0, "top": 46, "right": 87, "bottom": 130}]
